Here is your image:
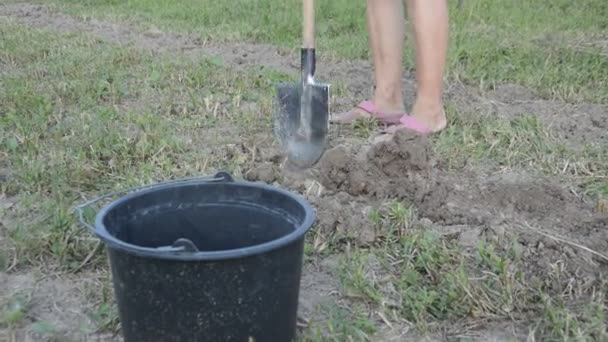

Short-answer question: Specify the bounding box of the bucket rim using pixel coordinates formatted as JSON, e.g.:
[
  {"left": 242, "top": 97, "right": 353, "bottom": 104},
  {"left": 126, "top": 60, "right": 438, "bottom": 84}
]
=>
[{"left": 92, "top": 177, "right": 315, "bottom": 261}]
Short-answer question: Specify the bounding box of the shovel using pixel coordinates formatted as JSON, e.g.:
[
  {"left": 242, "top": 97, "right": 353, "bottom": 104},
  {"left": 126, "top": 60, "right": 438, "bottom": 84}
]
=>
[{"left": 274, "top": 0, "right": 330, "bottom": 168}]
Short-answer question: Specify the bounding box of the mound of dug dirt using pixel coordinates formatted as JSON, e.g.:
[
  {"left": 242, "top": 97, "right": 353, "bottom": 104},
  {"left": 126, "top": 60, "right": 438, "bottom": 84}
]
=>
[
  {"left": 316, "top": 131, "right": 433, "bottom": 198},
  {"left": 307, "top": 131, "right": 607, "bottom": 272}
]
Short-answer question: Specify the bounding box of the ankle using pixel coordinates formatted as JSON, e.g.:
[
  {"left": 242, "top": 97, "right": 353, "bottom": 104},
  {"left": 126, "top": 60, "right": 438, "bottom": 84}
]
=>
[
  {"left": 373, "top": 86, "right": 403, "bottom": 110},
  {"left": 414, "top": 95, "right": 443, "bottom": 110},
  {"left": 412, "top": 98, "right": 445, "bottom": 120}
]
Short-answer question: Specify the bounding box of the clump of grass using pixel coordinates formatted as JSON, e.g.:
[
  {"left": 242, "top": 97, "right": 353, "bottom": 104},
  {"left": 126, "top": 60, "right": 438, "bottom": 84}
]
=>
[
  {"left": 6, "top": 197, "right": 103, "bottom": 272},
  {"left": 30, "top": 320, "right": 69, "bottom": 342},
  {"left": 338, "top": 203, "right": 606, "bottom": 339},
  {"left": 390, "top": 231, "right": 472, "bottom": 324},
  {"left": 368, "top": 200, "right": 416, "bottom": 240},
  {"left": 300, "top": 303, "right": 377, "bottom": 342},
  {"left": 339, "top": 229, "right": 520, "bottom": 331},
  {"left": 436, "top": 111, "right": 557, "bottom": 169},
  {"left": 352, "top": 118, "right": 378, "bottom": 139},
  {"left": 534, "top": 296, "right": 607, "bottom": 341},
  {"left": 0, "top": 291, "right": 31, "bottom": 330},
  {"left": 434, "top": 109, "right": 608, "bottom": 196}
]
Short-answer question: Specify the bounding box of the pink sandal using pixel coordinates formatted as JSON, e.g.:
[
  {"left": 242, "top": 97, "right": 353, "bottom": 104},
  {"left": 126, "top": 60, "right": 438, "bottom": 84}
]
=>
[
  {"left": 331, "top": 100, "right": 406, "bottom": 125},
  {"left": 382, "top": 115, "right": 440, "bottom": 135},
  {"left": 396, "top": 115, "right": 433, "bottom": 134}
]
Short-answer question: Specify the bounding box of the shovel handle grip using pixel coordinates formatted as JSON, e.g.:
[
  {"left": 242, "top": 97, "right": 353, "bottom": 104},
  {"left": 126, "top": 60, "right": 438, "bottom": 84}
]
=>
[{"left": 303, "top": 0, "right": 314, "bottom": 49}]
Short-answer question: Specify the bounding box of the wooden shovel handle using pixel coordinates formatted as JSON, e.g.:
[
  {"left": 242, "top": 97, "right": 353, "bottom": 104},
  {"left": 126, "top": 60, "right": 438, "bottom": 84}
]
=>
[{"left": 303, "top": 0, "right": 314, "bottom": 48}]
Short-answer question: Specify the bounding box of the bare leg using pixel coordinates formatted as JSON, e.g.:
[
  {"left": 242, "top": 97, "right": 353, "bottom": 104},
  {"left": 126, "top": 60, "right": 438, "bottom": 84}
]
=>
[
  {"left": 402, "top": 0, "right": 448, "bottom": 132},
  {"left": 332, "top": 0, "right": 406, "bottom": 123},
  {"left": 334, "top": 0, "right": 448, "bottom": 133}
]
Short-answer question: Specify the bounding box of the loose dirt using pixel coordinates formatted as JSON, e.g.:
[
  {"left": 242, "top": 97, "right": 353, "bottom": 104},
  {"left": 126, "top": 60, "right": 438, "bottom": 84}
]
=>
[{"left": 304, "top": 131, "right": 607, "bottom": 271}]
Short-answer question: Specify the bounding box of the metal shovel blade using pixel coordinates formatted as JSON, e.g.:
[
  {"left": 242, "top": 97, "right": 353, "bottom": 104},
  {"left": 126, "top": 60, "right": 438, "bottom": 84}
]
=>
[{"left": 274, "top": 80, "right": 329, "bottom": 168}]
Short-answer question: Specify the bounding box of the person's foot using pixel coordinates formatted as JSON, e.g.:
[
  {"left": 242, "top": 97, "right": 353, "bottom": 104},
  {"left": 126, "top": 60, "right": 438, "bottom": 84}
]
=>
[
  {"left": 384, "top": 99, "right": 447, "bottom": 134},
  {"left": 331, "top": 99, "right": 406, "bottom": 125}
]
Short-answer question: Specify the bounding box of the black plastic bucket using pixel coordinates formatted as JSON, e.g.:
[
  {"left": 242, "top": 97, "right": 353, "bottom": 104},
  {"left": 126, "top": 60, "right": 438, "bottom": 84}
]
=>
[{"left": 76, "top": 172, "right": 315, "bottom": 342}]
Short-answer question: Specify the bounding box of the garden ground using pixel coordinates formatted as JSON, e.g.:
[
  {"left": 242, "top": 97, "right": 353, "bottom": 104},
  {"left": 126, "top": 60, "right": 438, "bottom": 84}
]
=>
[{"left": 1, "top": 0, "right": 607, "bottom": 341}]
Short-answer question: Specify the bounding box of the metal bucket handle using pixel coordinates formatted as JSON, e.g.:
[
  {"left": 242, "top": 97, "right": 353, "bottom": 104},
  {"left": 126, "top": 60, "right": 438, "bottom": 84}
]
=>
[{"left": 74, "top": 171, "right": 233, "bottom": 254}]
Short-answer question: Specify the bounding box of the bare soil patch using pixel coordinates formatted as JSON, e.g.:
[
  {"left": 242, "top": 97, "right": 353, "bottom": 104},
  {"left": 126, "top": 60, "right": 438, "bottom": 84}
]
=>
[{"left": 0, "top": 270, "right": 118, "bottom": 341}]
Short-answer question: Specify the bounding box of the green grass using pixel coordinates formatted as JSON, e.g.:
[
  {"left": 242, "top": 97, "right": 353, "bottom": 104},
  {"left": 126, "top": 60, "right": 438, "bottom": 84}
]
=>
[
  {"left": 434, "top": 108, "right": 608, "bottom": 193},
  {"left": 0, "top": 21, "right": 283, "bottom": 271},
  {"left": 301, "top": 304, "right": 378, "bottom": 342},
  {"left": 338, "top": 231, "right": 514, "bottom": 332},
  {"left": 336, "top": 202, "right": 607, "bottom": 340},
  {"left": 0, "top": 286, "right": 32, "bottom": 341},
  {"left": 43, "top": 0, "right": 608, "bottom": 102},
  {"left": 0, "top": 296, "right": 29, "bottom": 329}
]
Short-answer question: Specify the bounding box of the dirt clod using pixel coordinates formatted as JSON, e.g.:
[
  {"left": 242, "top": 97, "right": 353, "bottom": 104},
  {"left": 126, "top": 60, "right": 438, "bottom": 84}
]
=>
[
  {"left": 310, "top": 193, "right": 379, "bottom": 245},
  {"left": 316, "top": 131, "right": 434, "bottom": 199},
  {"left": 368, "top": 131, "right": 433, "bottom": 176},
  {"left": 245, "top": 162, "right": 275, "bottom": 183}
]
